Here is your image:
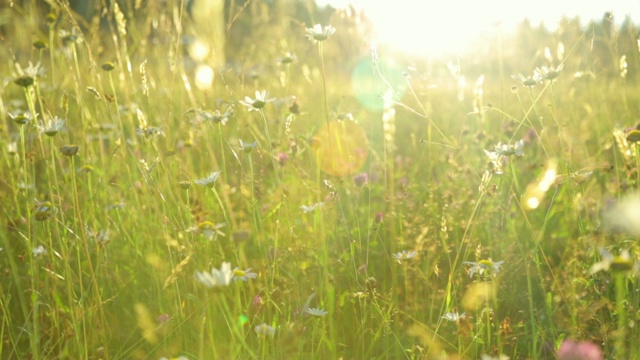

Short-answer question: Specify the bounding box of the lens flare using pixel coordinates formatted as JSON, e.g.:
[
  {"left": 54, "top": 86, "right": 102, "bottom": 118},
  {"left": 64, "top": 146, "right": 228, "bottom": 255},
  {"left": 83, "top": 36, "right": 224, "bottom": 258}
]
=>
[
  {"left": 312, "top": 120, "right": 369, "bottom": 176},
  {"left": 524, "top": 160, "right": 557, "bottom": 210}
]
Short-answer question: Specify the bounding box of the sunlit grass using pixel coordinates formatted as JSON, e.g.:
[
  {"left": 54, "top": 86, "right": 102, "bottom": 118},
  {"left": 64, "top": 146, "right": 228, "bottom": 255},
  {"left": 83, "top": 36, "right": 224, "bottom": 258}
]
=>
[{"left": 1, "top": 2, "right": 639, "bottom": 359}]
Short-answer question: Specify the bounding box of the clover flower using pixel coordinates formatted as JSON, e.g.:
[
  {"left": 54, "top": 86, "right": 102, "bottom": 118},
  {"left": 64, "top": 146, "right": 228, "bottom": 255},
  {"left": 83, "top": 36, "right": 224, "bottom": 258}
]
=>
[
  {"left": 464, "top": 259, "right": 504, "bottom": 278},
  {"left": 195, "top": 262, "right": 233, "bottom": 288},
  {"left": 557, "top": 339, "right": 603, "bottom": 360},
  {"left": 233, "top": 267, "right": 257, "bottom": 282},
  {"left": 305, "top": 24, "right": 336, "bottom": 44},
  {"left": 239, "top": 90, "right": 274, "bottom": 112},
  {"left": 353, "top": 173, "right": 368, "bottom": 187},
  {"left": 392, "top": 250, "right": 417, "bottom": 264}
]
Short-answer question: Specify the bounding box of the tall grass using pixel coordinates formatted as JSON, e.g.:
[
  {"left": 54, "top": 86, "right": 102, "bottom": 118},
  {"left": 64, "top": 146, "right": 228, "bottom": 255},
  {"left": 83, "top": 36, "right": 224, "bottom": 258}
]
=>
[{"left": 1, "top": 2, "right": 639, "bottom": 359}]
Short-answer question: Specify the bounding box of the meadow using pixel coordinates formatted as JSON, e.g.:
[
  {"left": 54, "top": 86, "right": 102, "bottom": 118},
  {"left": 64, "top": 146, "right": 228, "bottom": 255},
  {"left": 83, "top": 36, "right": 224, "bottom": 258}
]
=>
[{"left": 1, "top": 1, "right": 640, "bottom": 359}]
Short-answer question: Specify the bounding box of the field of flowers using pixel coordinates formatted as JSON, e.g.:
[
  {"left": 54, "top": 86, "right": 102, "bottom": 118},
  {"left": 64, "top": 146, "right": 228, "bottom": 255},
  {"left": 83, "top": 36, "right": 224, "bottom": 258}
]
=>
[{"left": 1, "top": 2, "right": 640, "bottom": 359}]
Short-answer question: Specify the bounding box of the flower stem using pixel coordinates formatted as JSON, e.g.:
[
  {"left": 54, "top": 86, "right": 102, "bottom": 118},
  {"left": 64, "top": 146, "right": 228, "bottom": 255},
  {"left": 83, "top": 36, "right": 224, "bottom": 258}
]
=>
[{"left": 615, "top": 273, "right": 628, "bottom": 358}]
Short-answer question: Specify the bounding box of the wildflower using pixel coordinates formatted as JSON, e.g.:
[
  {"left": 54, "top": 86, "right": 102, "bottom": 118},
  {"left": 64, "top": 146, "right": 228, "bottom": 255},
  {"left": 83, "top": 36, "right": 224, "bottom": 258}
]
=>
[
  {"left": 254, "top": 323, "right": 275, "bottom": 337},
  {"left": 45, "top": 13, "right": 56, "bottom": 24},
  {"left": 305, "top": 24, "right": 336, "bottom": 44},
  {"left": 33, "top": 198, "right": 57, "bottom": 221},
  {"left": 32, "top": 245, "right": 47, "bottom": 257},
  {"left": 441, "top": 312, "right": 467, "bottom": 322},
  {"left": 179, "top": 181, "right": 192, "bottom": 190},
  {"left": 480, "top": 355, "right": 509, "bottom": 360},
  {"left": 251, "top": 295, "right": 264, "bottom": 309},
  {"left": 305, "top": 307, "right": 329, "bottom": 317},
  {"left": 192, "top": 107, "right": 234, "bottom": 125},
  {"left": 492, "top": 140, "right": 524, "bottom": 157},
  {"left": 512, "top": 71, "right": 543, "bottom": 87},
  {"left": 13, "top": 75, "right": 35, "bottom": 87},
  {"left": 353, "top": 173, "right": 368, "bottom": 187},
  {"left": 59, "top": 28, "right": 82, "bottom": 44},
  {"left": 239, "top": 90, "right": 274, "bottom": 112},
  {"left": 278, "top": 52, "right": 297, "bottom": 64},
  {"left": 7, "top": 142, "right": 18, "bottom": 155},
  {"left": 60, "top": 144, "right": 79, "bottom": 157},
  {"left": 101, "top": 62, "right": 115, "bottom": 71},
  {"left": 157, "top": 314, "right": 171, "bottom": 324},
  {"left": 288, "top": 96, "right": 300, "bottom": 114},
  {"left": 484, "top": 140, "right": 524, "bottom": 174},
  {"left": 277, "top": 152, "right": 289, "bottom": 165},
  {"left": 86, "top": 226, "right": 110, "bottom": 245},
  {"left": 194, "top": 171, "right": 221, "bottom": 187},
  {"left": 301, "top": 202, "right": 324, "bottom": 213},
  {"left": 9, "top": 111, "right": 37, "bottom": 125},
  {"left": 105, "top": 202, "right": 125, "bottom": 211},
  {"left": 13, "top": 62, "right": 43, "bottom": 87},
  {"left": 239, "top": 139, "right": 258, "bottom": 153},
  {"left": 33, "top": 40, "right": 48, "bottom": 50},
  {"left": 136, "top": 126, "right": 164, "bottom": 138},
  {"left": 77, "top": 165, "right": 94, "bottom": 174},
  {"left": 570, "top": 170, "right": 593, "bottom": 184},
  {"left": 537, "top": 64, "right": 564, "bottom": 81},
  {"left": 233, "top": 267, "right": 257, "bottom": 282},
  {"left": 556, "top": 339, "right": 604, "bottom": 360},
  {"left": 626, "top": 129, "right": 640, "bottom": 143},
  {"left": 195, "top": 262, "right": 233, "bottom": 288},
  {"left": 464, "top": 259, "right": 504, "bottom": 278},
  {"left": 374, "top": 212, "right": 384, "bottom": 223},
  {"left": 601, "top": 192, "right": 640, "bottom": 234},
  {"left": 590, "top": 248, "right": 639, "bottom": 274},
  {"left": 392, "top": 250, "right": 417, "bottom": 264},
  {"left": 190, "top": 221, "right": 226, "bottom": 240},
  {"left": 38, "top": 116, "right": 66, "bottom": 137}
]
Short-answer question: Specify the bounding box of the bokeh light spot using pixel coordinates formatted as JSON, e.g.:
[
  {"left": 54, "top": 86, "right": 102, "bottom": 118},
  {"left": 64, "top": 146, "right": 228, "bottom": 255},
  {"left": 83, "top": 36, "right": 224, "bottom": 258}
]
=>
[
  {"left": 313, "top": 120, "right": 369, "bottom": 177},
  {"left": 195, "top": 65, "right": 214, "bottom": 90}
]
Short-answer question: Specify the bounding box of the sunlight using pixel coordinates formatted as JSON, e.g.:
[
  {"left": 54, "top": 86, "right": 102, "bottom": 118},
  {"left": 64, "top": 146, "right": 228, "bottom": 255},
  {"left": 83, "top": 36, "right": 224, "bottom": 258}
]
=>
[{"left": 319, "top": 0, "right": 639, "bottom": 57}]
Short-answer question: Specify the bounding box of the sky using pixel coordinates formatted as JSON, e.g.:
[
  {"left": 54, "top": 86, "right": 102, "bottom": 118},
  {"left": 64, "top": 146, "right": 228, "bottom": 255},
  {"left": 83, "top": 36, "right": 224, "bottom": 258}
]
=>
[{"left": 316, "top": 0, "right": 640, "bottom": 56}]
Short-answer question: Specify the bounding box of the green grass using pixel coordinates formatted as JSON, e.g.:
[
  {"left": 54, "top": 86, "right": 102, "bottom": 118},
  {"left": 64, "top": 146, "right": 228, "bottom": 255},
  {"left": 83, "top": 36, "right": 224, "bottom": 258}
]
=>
[{"left": 1, "top": 2, "right": 640, "bottom": 359}]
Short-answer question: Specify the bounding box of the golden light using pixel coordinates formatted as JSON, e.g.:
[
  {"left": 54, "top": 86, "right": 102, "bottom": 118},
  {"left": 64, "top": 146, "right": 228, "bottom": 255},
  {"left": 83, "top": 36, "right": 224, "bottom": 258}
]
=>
[
  {"left": 318, "top": 1, "right": 638, "bottom": 57},
  {"left": 195, "top": 65, "right": 214, "bottom": 90},
  {"left": 188, "top": 39, "right": 210, "bottom": 61},
  {"left": 524, "top": 160, "right": 557, "bottom": 210},
  {"left": 312, "top": 120, "right": 369, "bottom": 177}
]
